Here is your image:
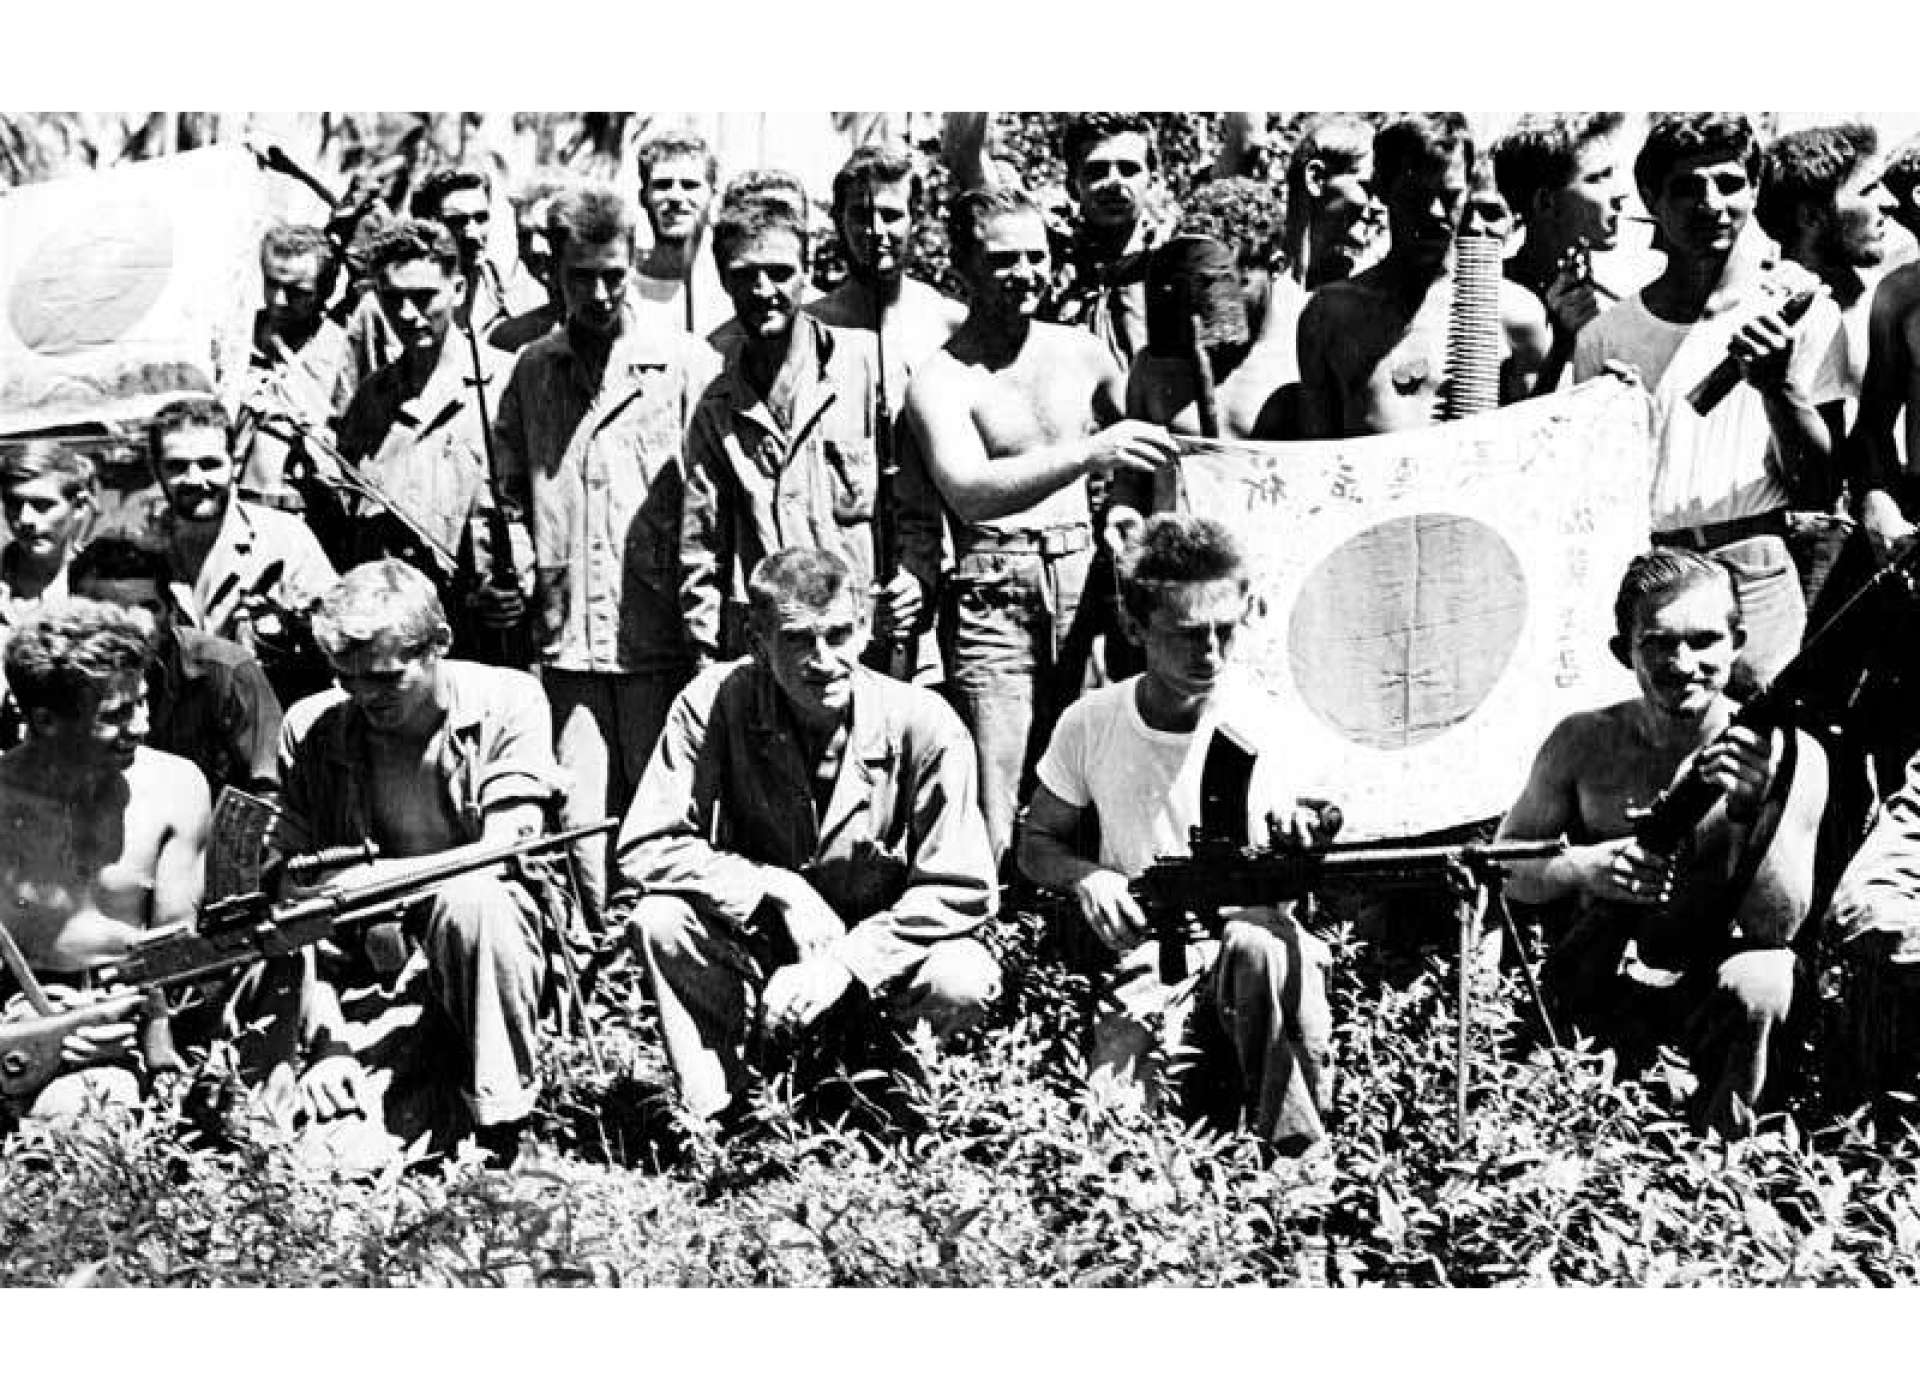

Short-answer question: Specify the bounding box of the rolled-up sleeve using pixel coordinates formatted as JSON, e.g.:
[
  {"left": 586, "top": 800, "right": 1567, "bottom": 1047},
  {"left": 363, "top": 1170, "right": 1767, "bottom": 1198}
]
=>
[
  {"left": 836, "top": 700, "right": 997, "bottom": 990},
  {"left": 1831, "top": 754, "right": 1920, "bottom": 941},
  {"left": 615, "top": 668, "right": 776, "bottom": 925},
  {"left": 678, "top": 403, "right": 731, "bottom": 665}
]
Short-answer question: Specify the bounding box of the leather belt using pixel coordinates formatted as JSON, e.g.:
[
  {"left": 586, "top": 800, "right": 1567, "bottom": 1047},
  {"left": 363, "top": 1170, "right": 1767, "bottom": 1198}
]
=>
[
  {"left": 957, "top": 522, "right": 1094, "bottom": 559},
  {"left": 1651, "top": 509, "right": 1789, "bottom": 552}
]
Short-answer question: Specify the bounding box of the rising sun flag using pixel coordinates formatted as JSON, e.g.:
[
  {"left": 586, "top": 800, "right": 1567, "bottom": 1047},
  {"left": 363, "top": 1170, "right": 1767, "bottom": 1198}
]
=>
[{"left": 1173, "top": 377, "right": 1655, "bottom": 838}]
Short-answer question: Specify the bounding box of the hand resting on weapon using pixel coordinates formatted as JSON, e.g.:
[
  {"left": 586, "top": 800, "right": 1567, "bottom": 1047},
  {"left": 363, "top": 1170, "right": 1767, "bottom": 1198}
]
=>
[
  {"left": 1064, "top": 799, "right": 1339, "bottom": 954},
  {"left": 1527, "top": 724, "right": 1773, "bottom": 907},
  {"left": 871, "top": 570, "right": 926, "bottom": 643}
]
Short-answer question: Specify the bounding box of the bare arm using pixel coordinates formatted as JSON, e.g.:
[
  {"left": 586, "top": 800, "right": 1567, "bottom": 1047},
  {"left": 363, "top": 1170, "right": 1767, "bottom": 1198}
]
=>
[
  {"left": 1294, "top": 290, "right": 1344, "bottom": 440},
  {"left": 904, "top": 356, "right": 1173, "bottom": 526},
  {"left": 1018, "top": 781, "right": 1148, "bottom": 953},
  {"left": 941, "top": 112, "right": 998, "bottom": 193},
  {"left": 153, "top": 767, "right": 211, "bottom": 930},
  {"left": 1501, "top": 283, "right": 1554, "bottom": 404},
  {"left": 1497, "top": 715, "right": 1673, "bottom": 908},
  {"left": 1851, "top": 276, "right": 1916, "bottom": 553}
]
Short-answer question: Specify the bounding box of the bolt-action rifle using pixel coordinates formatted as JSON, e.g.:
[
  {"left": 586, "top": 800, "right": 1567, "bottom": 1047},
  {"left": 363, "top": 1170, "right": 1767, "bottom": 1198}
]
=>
[{"left": 0, "top": 820, "right": 615, "bottom": 1103}]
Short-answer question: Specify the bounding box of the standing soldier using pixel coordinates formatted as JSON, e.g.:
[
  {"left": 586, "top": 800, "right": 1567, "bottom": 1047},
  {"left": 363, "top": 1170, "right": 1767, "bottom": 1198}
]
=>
[{"left": 491, "top": 182, "right": 720, "bottom": 924}]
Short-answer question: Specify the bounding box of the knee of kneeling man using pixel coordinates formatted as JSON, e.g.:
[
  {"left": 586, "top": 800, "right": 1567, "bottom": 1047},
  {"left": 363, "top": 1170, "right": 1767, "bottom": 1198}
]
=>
[
  {"left": 424, "top": 873, "right": 532, "bottom": 952},
  {"left": 1718, "top": 950, "right": 1795, "bottom": 1024},
  {"left": 918, "top": 938, "right": 1003, "bottom": 1013},
  {"left": 1220, "top": 918, "right": 1293, "bottom": 973},
  {"left": 625, "top": 893, "right": 703, "bottom": 958}
]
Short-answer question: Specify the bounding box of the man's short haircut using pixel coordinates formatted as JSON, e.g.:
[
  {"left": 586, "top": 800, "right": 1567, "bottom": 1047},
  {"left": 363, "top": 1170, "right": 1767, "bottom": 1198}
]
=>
[
  {"left": 549, "top": 182, "right": 637, "bottom": 257},
  {"left": 1062, "top": 112, "right": 1159, "bottom": 183},
  {"left": 1283, "top": 115, "right": 1375, "bottom": 273},
  {"left": 831, "top": 144, "right": 923, "bottom": 225},
  {"left": 1179, "top": 177, "right": 1285, "bottom": 271},
  {"left": 1119, "top": 514, "right": 1249, "bottom": 625},
  {"left": 69, "top": 535, "right": 173, "bottom": 594},
  {"left": 1373, "top": 112, "right": 1476, "bottom": 194},
  {"left": 1882, "top": 137, "right": 1920, "bottom": 211},
  {"left": 721, "top": 169, "right": 810, "bottom": 220},
  {"left": 259, "top": 221, "right": 340, "bottom": 283},
  {"left": 710, "top": 192, "right": 811, "bottom": 268},
  {"left": 947, "top": 185, "right": 1044, "bottom": 269},
  {"left": 0, "top": 441, "right": 97, "bottom": 501},
  {"left": 410, "top": 165, "right": 492, "bottom": 219},
  {"left": 1757, "top": 123, "right": 1881, "bottom": 244},
  {"left": 1634, "top": 112, "right": 1761, "bottom": 201},
  {"left": 365, "top": 218, "right": 462, "bottom": 281},
  {"left": 4, "top": 598, "right": 150, "bottom": 719},
  {"left": 1491, "top": 112, "right": 1627, "bottom": 214},
  {"left": 147, "top": 396, "right": 230, "bottom": 466},
  {"left": 747, "top": 547, "right": 857, "bottom": 633},
  {"left": 310, "top": 559, "right": 448, "bottom": 658},
  {"left": 638, "top": 129, "right": 718, "bottom": 188},
  {"left": 1612, "top": 547, "right": 1742, "bottom": 641}
]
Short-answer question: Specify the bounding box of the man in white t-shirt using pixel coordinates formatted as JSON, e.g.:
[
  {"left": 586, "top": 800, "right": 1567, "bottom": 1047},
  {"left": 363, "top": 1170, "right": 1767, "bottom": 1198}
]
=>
[
  {"left": 1017, "top": 514, "right": 1334, "bottom": 1156},
  {"left": 1574, "top": 113, "right": 1849, "bottom": 690}
]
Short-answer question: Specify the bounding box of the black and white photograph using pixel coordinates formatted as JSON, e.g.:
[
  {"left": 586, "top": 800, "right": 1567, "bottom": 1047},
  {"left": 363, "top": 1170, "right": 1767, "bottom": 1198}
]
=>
[{"left": 6, "top": 93, "right": 1920, "bottom": 1320}]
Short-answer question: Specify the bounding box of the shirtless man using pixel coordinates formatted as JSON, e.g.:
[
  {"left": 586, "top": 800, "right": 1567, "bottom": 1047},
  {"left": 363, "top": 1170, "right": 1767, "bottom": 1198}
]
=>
[
  {"left": 1757, "top": 124, "right": 1894, "bottom": 426},
  {"left": 632, "top": 129, "right": 728, "bottom": 338},
  {"left": 1296, "top": 112, "right": 1550, "bottom": 439},
  {"left": 1492, "top": 113, "right": 1632, "bottom": 391},
  {"left": 1280, "top": 115, "right": 1383, "bottom": 296},
  {"left": 1841, "top": 132, "right": 1920, "bottom": 561},
  {"left": 1497, "top": 549, "right": 1826, "bottom": 1138},
  {"left": 808, "top": 144, "right": 965, "bottom": 376},
  {"left": 0, "top": 602, "right": 200, "bottom": 1122},
  {"left": 905, "top": 186, "right": 1180, "bottom": 861},
  {"left": 0, "top": 601, "right": 329, "bottom": 1133},
  {"left": 1128, "top": 182, "right": 1293, "bottom": 440}
]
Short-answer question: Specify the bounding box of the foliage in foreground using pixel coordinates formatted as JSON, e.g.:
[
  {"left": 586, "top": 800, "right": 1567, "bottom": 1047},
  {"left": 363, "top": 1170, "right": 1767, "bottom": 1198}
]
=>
[{"left": 7, "top": 951, "right": 1920, "bottom": 1287}]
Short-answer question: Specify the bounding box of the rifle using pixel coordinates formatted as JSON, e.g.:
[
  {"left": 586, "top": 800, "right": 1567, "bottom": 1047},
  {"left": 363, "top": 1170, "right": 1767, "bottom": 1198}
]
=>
[
  {"left": 0, "top": 819, "right": 616, "bottom": 1104},
  {"left": 869, "top": 288, "right": 916, "bottom": 680},
  {"left": 248, "top": 405, "right": 464, "bottom": 585},
  {"left": 458, "top": 314, "right": 537, "bottom": 670}
]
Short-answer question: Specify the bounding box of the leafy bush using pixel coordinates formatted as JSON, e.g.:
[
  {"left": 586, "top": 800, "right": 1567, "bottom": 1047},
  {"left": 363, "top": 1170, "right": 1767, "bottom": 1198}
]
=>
[{"left": 10, "top": 938, "right": 1920, "bottom": 1288}]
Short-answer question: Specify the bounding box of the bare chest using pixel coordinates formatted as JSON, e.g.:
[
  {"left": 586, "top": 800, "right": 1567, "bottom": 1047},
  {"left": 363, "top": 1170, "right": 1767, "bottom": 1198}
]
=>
[
  {"left": 0, "top": 786, "right": 160, "bottom": 958},
  {"left": 967, "top": 355, "right": 1101, "bottom": 458}
]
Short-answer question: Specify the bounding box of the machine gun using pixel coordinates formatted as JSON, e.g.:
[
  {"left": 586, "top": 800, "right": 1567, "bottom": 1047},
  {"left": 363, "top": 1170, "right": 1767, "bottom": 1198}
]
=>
[
  {"left": 0, "top": 819, "right": 616, "bottom": 1104},
  {"left": 1137, "top": 833, "right": 1566, "bottom": 984}
]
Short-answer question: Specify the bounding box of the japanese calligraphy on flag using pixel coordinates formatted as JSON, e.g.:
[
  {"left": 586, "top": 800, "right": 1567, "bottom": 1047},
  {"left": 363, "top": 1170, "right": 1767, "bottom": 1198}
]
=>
[
  {"left": 0, "top": 145, "right": 274, "bottom": 436},
  {"left": 1173, "top": 378, "right": 1655, "bottom": 838}
]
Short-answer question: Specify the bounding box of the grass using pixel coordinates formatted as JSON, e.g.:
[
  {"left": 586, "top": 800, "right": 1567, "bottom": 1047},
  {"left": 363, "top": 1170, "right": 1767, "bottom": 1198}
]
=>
[{"left": 6, "top": 930, "right": 1920, "bottom": 1287}]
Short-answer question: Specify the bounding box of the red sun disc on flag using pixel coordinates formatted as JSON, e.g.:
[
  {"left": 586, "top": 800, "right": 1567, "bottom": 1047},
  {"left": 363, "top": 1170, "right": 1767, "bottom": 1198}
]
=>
[{"left": 1286, "top": 513, "right": 1528, "bottom": 751}]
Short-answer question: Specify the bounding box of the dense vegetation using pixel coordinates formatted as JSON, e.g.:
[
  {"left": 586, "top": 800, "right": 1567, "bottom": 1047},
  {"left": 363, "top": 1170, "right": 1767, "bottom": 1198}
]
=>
[{"left": 8, "top": 935, "right": 1919, "bottom": 1288}]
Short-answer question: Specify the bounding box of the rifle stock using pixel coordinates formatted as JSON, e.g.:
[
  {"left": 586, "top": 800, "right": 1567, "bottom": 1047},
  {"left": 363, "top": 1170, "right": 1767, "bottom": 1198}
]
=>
[
  {"left": 0, "top": 820, "right": 615, "bottom": 1103},
  {"left": 459, "top": 316, "right": 536, "bottom": 670}
]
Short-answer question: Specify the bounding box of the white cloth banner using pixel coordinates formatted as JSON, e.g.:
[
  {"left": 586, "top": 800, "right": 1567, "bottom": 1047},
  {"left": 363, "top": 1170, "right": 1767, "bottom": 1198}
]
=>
[
  {"left": 1174, "top": 378, "right": 1655, "bottom": 838},
  {"left": 0, "top": 145, "right": 271, "bottom": 435}
]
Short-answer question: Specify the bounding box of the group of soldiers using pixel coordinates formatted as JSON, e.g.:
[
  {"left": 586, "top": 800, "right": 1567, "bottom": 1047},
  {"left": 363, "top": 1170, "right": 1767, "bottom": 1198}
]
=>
[{"left": 9, "top": 110, "right": 1920, "bottom": 1169}]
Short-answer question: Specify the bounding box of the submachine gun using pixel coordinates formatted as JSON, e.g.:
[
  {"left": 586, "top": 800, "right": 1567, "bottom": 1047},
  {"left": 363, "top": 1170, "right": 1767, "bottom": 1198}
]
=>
[{"left": 0, "top": 819, "right": 616, "bottom": 1104}]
